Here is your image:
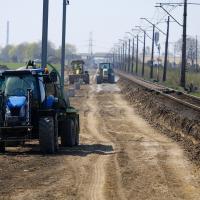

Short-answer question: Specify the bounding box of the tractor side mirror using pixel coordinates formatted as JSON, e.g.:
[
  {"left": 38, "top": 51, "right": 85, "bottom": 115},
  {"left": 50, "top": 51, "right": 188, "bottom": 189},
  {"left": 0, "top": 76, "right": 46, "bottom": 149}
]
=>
[{"left": 50, "top": 71, "right": 58, "bottom": 82}]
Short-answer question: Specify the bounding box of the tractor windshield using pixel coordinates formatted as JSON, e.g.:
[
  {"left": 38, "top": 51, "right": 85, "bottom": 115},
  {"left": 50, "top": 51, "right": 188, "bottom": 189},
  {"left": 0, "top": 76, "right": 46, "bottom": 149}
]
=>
[
  {"left": 73, "top": 63, "right": 83, "bottom": 75},
  {"left": 3, "top": 75, "right": 38, "bottom": 98},
  {"left": 100, "top": 63, "right": 110, "bottom": 69}
]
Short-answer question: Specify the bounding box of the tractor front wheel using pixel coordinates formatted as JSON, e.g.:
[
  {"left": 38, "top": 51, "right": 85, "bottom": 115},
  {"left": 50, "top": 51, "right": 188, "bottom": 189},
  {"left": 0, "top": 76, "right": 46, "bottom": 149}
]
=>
[{"left": 61, "top": 119, "right": 76, "bottom": 147}]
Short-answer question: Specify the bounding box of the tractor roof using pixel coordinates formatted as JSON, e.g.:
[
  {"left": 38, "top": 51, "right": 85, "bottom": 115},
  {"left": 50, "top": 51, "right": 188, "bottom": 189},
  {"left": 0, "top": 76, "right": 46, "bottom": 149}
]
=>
[
  {"left": 1, "top": 68, "right": 44, "bottom": 76},
  {"left": 71, "top": 60, "right": 85, "bottom": 65},
  {"left": 99, "top": 62, "right": 111, "bottom": 65}
]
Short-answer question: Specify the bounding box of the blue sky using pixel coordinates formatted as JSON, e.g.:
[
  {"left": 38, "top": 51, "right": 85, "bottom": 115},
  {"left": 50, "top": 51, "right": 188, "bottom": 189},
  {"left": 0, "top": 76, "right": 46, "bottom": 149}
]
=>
[{"left": 0, "top": 0, "right": 199, "bottom": 53}]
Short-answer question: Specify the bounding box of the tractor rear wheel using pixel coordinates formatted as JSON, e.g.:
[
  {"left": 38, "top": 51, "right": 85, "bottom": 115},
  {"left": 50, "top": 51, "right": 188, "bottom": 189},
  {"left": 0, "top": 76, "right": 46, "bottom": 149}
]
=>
[
  {"left": 61, "top": 119, "right": 76, "bottom": 147},
  {"left": 39, "top": 117, "right": 55, "bottom": 154},
  {"left": 109, "top": 75, "right": 115, "bottom": 83},
  {"left": 0, "top": 142, "right": 5, "bottom": 153},
  {"left": 85, "top": 75, "right": 90, "bottom": 84},
  {"left": 54, "top": 116, "right": 59, "bottom": 152},
  {"left": 75, "top": 119, "right": 79, "bottom": 146},
  {"left": 96, "top": 76, "right": 101, "bottom": 84}
]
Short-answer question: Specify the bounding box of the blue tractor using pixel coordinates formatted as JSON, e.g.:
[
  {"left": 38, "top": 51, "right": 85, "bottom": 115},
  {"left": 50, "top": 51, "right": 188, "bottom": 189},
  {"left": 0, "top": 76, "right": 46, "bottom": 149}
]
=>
[
  {"left": 0, "top": 61, "right": 79, "bottom": 154},
  {"left": 96, "top": 63, "right": 115, "bottom": 84}
]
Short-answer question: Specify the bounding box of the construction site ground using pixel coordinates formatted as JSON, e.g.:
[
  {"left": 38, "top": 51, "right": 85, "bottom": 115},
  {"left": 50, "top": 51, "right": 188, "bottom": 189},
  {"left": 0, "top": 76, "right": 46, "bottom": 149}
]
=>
[{"left": 1, "top": 74, "right": 200, "bottom": 200}]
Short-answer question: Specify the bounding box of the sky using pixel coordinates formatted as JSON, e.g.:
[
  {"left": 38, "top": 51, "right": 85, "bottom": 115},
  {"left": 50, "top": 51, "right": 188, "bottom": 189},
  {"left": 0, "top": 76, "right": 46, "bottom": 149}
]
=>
[{"left": 0, "top": 0, "right": 200, "bottom": 53}]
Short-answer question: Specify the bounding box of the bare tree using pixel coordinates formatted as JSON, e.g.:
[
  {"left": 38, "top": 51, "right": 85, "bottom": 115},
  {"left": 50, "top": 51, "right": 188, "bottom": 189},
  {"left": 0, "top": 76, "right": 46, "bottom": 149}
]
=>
[{"left": 175, "top": 36, "right": 200, "bottom": 70}]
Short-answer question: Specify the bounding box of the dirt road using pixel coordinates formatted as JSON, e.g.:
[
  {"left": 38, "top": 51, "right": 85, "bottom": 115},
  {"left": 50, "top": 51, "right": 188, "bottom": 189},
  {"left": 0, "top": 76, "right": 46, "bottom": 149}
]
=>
[{"left": 1, "top": 77, "right": 200, "bottom": 200}]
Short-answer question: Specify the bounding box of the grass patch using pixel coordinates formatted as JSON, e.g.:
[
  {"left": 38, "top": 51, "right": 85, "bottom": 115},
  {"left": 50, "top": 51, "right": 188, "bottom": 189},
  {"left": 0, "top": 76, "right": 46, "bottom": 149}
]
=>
[
  {"left": 0, "top": 62, "right": 25, "bottom": 69},
  {"left": 128, "top": 63, "right": 200, "bottom": 96}
]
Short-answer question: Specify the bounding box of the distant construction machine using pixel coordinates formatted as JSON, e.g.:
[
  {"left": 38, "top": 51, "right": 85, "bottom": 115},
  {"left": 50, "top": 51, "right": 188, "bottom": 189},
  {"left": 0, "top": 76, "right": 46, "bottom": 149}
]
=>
[
  {"left": 69, "top": 60, "right": 90, "bottom": 84},
  {"left": 96, "top": 63, "right": 115, "bottom": 84}
]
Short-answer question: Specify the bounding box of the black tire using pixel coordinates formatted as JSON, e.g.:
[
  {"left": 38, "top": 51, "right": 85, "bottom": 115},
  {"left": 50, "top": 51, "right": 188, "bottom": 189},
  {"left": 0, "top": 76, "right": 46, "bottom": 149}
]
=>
[
  {"left": 61, "top": 119, "right": 76, "bottom": 147},
  {"left": 75, "top": 119, "right": 79, "bottom": 146},
  {"left": 39, "top": 117, "right": 55, "bottom": 154},
  {"left": 0, "top": 142, "right": 5, "bottom": 153},
  {"left": 109, "top": 76, "right": 115, "bottom": 84},
  {"left": 54, "top": 116, "right": 59, "bottom": 152},
  {"left": 96, "top": 76, "right": 101, "bottom": 84},
  {"left": 0, "top": 128, "right": 5, "bottom": 153},
  {"left": 85, "top": 75, "right": 90, "bottom": 84}
]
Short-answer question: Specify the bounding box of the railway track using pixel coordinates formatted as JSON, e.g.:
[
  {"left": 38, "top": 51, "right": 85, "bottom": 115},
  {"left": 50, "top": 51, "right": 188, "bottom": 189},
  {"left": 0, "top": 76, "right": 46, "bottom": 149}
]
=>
[{"left": 117, "top": 71, "right": 200, "bottom": 112}]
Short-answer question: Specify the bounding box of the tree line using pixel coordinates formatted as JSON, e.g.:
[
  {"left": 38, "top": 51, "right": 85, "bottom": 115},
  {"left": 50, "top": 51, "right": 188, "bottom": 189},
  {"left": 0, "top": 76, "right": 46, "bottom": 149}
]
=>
[{"left": 0, "top": 41, "right": 78, "bottom": 64}]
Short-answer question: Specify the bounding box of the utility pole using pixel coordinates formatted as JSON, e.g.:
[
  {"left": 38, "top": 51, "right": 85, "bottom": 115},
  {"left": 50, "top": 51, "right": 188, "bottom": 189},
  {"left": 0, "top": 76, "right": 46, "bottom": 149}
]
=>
[
  {"left": 113, "top": 51, "right": 115, "bottom": 67},
  {"left": 141, "top": 18, "right": 166, "bottom": 79},
  {"left": 150, "top": 25, "right": 155, "bottom": 79},
  {"left": 61, "top": 0, "right": 69, "bottom": 89},
  {"left": 180, "top": 0, "right": 187, "bottom": 88},
  {"left": 126, "top": 32, "right": 136, "bottom": 74},
  {"left": 132, "top": 38, "right": 135, "bottom": 73},
  {"left": 136, "top": 26, "right": 152, "bottom": 77},
  {"left": 88, "top": 32, "right": 93, "bottom": 58},
  {"left": 41, "top": 0, "right": 49, "bottom": 68},
  {"left": 124, "top": 41, "right": 127, "bottom": 71},
  {"left": 6, "top": 21, "right": 10, "bottom": 46},
  {"left": 120, "top": 45, "right": 122, "bottom": 70},
  {"left": 142, "top": 31, "right": 146, "bottom": 77},
  {"left": 196, "top": 35, "right": 198, "bottom": 71},
  {"left": 136, "top": 35, "right": 139, "bottom": 74},
  {"left": 163, "top": 16, "right": 170, "bottom": 82},
  {"left": 128, "top": 39, "right": 131, "bottom": 73},
  {"left": 123, "top": 43, "right": 125, "bottom": 71}
]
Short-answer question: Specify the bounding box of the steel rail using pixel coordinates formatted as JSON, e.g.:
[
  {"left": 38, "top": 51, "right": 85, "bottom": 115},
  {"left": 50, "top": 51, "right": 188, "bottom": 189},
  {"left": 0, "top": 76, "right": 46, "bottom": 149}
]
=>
[{"left": 116, "top": 70, "right": 200, "bottom": 112}]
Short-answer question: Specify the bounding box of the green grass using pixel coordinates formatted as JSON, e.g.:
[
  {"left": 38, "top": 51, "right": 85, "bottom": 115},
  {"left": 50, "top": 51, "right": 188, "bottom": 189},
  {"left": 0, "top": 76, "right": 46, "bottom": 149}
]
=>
[
  {"left": 0, "top": 62, "right": 25, "bottom": 69},
  {"left": 130, "top": 63, "right": 200, "bottom": 96}
]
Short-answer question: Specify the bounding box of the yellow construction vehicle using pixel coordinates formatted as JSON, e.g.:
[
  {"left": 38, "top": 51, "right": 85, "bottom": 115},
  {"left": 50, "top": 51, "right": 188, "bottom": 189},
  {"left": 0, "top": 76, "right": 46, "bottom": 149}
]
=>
[{"left": 69, "top": 60, "right": 90, "bottom": 84}]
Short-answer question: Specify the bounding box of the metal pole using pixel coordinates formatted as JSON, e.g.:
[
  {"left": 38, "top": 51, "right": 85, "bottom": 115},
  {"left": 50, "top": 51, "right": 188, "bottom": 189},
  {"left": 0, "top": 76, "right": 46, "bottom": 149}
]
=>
[
  {"left": 119, "top": 46, "right": 122, "bottom": 70},
  {"left": 41, "top": 0, "right": 49, "bottom": 68},
  {"left": 142, "top": 31, "right": 146, "bottom": 77},
  {"left": 123, "top": 43, "right": 125, "bottom": 72},
  {"left": 136, "top": 35, "right": 139, "bottom": 74},
  {"left": 121, "top": 45, "right": 123, "bottom": 70},
  {"left": 150, "top": 25, "right": 155, "bottom": 79},
  {"left": 61, "top": 0, "right": 69, "bottom": 89},
  {"left": 196, "top": 35, "right": 198, "bottom": 71},
  {"left": 118, "top": 46, "right": 121, "bottom": 69},
  {"left": 132, "top": 38, "right": 135, "bottom": 73},
  {"left": 125, "top": 41, "right": 127, "bottom": 71},
  {"left": 128, "top": 39, "right": 131, "bottom": 73},
  {"left": 163, "top": 16, "right": 170, "bottom": 82},
  {"left": 6, "top": 21, "right": 9, "bottom": 46},
  {"left": 113, "top": 52, "right": 115, "bottom": 67},
  {"left": 180, "top": 0, "right": 187, "bottom": 87}
]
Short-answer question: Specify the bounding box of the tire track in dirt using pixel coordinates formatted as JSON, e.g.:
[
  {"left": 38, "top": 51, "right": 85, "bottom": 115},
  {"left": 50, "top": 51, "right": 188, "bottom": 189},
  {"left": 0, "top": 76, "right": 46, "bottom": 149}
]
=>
[
  {"left": 101, "top": 91, "right": 200, "bottom": 200},
  {"left": 86, "top": 84, "right": 113, "bottom": 200}
]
